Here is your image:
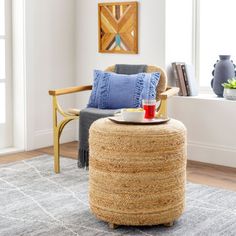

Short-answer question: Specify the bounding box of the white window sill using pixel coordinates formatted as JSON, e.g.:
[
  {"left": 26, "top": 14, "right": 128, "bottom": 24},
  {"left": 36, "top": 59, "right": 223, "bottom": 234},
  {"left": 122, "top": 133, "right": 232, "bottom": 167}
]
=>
[{"left": 173, "top": 93, "right": 236, "bottom": 102}]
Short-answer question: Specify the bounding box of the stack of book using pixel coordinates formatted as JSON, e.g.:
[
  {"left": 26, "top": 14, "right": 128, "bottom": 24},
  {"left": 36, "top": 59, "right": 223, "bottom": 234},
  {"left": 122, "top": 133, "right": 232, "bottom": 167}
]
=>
[{"left": 172, "top": 62, "right": 198, "bottom": 96}]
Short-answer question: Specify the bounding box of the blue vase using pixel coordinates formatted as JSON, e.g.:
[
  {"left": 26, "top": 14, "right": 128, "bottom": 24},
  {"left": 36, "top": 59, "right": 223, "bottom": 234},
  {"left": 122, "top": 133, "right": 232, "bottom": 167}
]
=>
[{"left": 211, "top": 55, "right": 236, "bottom": 97}]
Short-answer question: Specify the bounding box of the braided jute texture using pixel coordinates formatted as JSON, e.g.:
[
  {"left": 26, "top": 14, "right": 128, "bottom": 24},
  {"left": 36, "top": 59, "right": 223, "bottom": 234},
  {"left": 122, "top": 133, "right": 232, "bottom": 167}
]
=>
[{"left": 89, "top": 118, "right": 187, "bottom": 226}]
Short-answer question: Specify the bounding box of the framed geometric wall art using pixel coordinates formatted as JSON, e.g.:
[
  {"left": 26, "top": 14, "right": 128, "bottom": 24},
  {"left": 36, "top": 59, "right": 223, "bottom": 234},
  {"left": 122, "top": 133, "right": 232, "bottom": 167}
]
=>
[{"left": 98, "top": 2, "right": 138, "bottom": 54}]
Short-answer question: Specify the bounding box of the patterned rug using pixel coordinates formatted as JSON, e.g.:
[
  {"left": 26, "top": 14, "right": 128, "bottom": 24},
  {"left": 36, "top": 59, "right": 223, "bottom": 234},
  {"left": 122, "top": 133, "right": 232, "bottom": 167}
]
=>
[{"left": 0, "top": 155, "right": 236, "bottom": 236}]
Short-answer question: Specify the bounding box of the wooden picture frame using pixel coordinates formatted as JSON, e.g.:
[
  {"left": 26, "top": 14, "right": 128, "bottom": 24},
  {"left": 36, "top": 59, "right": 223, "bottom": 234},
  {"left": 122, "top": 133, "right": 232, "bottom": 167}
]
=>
[{"left": 98, "top": 1, "right": 138, "bottom": 54}]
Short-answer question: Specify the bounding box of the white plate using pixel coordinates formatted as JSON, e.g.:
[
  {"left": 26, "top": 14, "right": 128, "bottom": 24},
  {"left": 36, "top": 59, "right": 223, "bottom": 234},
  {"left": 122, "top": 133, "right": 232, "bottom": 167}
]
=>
[{"left": 108, "top": 116, "right": 170, "bottom": 125}]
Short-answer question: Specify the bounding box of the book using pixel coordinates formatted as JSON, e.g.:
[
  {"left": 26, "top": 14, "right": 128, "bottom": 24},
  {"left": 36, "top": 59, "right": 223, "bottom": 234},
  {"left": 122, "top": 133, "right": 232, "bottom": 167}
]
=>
[
  {"left": 176, "top": 64, "right": 188, "bottom": 96},
  {"left": 171, "top": 62, "right": 183, "bottom": 96},
  {"left": 184, "top": 64, "right": 198, "bottom": 96},
  {"left": 181, "top": 64, "right": 190, "bottom": 96}
]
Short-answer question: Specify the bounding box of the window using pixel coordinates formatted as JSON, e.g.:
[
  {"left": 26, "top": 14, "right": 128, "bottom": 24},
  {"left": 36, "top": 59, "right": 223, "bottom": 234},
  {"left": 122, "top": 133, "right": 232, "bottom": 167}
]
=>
[
  {"left": 0, "top": 0, "right": 6, "bottom": 123},
  {"left": 196, "top": 0, "right": 236, "bottom": 88},
  {"left": 0, "top": 0, "right": 12, "bottom": 148}
]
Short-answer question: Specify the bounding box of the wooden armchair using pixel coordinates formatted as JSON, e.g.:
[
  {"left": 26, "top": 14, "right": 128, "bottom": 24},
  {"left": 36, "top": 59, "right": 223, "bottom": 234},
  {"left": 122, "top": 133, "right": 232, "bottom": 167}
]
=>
[{"left": 48, "top": 65, "right": 179, "bottom": 173}]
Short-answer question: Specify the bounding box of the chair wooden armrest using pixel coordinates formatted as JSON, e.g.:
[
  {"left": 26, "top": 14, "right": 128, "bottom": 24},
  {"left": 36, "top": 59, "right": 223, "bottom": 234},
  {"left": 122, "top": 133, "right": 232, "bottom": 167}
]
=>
[
  {"left": 67, "top": 108, "right": 80, "bottom": 116},
  {"left": 49, "top": 85, "right": 92, "bottom": 96},
  {"left": 159, "top": 87, "right": 179, "bottom": 99},
  {"left": 48, "top": 84, "right": 92, "bottom": 174}
]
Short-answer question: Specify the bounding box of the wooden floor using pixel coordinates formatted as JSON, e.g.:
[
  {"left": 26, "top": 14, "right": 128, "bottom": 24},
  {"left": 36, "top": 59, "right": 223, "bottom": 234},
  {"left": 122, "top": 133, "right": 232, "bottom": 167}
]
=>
[{"left": 1, "top": 141, "right": 236, "bottom": 191}]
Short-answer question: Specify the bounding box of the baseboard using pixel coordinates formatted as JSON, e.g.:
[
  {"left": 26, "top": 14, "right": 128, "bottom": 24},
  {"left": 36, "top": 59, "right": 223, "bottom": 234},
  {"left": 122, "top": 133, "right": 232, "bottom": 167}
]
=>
[
  {"left": 188, "top": 141, "right": 236, "bottom": 168},
  {"left": 34, "top": 127, "right": 76, "bottom": 149}
]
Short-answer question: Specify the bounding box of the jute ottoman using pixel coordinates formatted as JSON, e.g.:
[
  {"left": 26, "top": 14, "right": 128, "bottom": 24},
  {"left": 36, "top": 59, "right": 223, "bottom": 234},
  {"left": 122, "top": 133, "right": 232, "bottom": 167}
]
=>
[{"left": 89, "top": 118, "right": 187, "bottom": 228}]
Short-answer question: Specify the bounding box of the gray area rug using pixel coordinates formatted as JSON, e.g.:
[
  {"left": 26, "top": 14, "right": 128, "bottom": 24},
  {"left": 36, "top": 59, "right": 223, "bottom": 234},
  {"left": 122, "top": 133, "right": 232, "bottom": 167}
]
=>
[{"left": 0, "top": 155, "right": 236, "bottom": 236}]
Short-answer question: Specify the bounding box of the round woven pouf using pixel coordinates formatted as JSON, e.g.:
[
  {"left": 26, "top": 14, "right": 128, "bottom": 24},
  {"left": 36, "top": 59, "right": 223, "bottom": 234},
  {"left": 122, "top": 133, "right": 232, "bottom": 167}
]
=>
[{"left": 89, "top": 118, "right": 187, "bottom": 227}]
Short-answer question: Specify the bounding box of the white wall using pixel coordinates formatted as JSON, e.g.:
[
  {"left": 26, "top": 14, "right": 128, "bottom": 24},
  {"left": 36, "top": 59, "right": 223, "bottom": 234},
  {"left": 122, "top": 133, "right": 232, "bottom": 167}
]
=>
[
  {"left": 75, "top": 0, "right": 236, "bottom": 168},
  {"left": 168, "top": 96, "right": 236, "bottom": 168},
  {"left": 24, "top": 0, "right": 77, "bottom": 150},
  {"left": 15, "top": 0, "right": 235, "bottom": 167},
  {"left": 76, "top": 0, "right": 166, "bottom": 108}
]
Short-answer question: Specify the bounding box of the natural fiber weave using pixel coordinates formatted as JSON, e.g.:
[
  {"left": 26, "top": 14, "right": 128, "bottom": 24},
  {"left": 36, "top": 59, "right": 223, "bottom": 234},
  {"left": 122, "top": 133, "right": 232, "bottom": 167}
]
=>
[
  {"left": 89, "top": 118, "right": 187, "bottom": 226},
  {"left": 105, "top": 65, "right": 167, "bottom": 100}
]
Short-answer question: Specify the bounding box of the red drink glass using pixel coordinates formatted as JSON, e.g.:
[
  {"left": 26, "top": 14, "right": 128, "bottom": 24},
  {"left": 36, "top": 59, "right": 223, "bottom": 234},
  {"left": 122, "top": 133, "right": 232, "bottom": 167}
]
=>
[{"left": 142, "top": 99, "right": 156, "bottom": 119}]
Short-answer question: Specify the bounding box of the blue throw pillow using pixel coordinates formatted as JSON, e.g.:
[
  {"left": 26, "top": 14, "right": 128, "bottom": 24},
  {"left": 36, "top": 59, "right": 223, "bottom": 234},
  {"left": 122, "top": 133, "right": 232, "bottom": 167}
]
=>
[{"left": 87, "top": 70, "right": 160, "bottom": 109}]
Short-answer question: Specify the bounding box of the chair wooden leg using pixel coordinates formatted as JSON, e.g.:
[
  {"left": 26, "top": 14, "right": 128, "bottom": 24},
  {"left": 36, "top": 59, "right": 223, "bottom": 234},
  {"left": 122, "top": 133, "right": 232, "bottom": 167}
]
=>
[
  {"left": 53, "top": 129, "right": 60, "bottom": 174},
  {"left": 108, "top": 223, "right": 118, "bottom": 229},
  {"left": 163, "top": 221, "right": 174, "bottom": 227}
]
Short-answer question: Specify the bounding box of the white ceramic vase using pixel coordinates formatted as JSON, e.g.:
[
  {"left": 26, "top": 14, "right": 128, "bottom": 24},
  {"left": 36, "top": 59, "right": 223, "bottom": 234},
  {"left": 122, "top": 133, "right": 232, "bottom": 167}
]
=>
[{"left": 223, "top": 88, "right": 236, "bottom": 100}]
